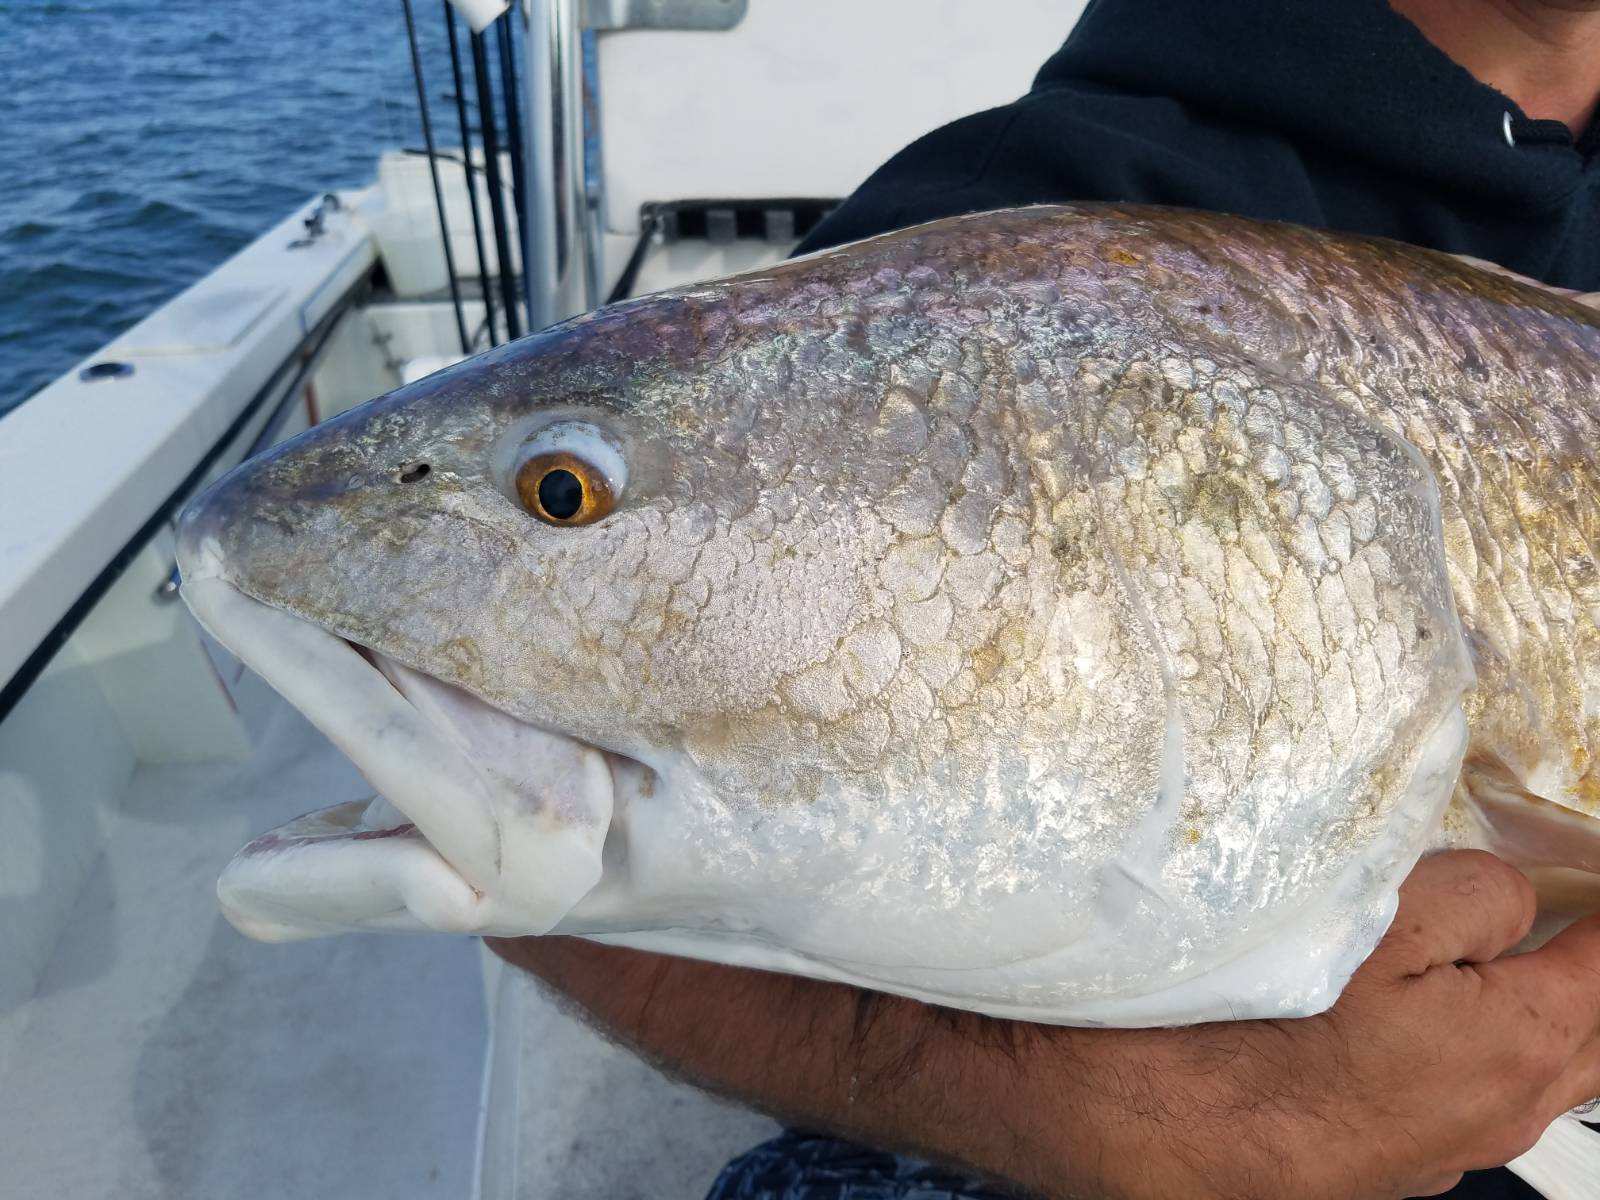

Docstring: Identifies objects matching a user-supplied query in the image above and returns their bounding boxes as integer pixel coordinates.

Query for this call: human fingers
[1408,1172,1467,1197]
[1493,911,1600,1101]
[1372,852,1537,977]
[1489,913,1600,1042]
[1464,914,1600,1131]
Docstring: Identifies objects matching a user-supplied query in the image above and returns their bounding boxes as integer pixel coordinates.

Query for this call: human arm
[488,851,1600,1200]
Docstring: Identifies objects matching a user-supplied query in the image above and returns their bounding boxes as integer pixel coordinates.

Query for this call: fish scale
[178,205,1600,1026]
[1191,217,1600,822]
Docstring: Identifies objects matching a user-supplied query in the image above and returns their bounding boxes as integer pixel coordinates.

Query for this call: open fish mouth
[181,576,620,942]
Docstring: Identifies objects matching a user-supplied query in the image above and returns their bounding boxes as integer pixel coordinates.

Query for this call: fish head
[177,268,941,942]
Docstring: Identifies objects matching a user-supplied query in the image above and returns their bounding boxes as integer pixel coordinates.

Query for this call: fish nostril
[396,462,431,484]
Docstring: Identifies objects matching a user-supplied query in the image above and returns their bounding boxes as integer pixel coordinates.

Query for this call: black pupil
[538,468,584,520]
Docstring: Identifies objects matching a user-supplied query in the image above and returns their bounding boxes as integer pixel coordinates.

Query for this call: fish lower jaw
[180,577,619,942]
[216,800,482,942]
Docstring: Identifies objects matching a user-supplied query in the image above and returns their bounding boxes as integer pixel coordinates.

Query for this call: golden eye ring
[515,451,615,526]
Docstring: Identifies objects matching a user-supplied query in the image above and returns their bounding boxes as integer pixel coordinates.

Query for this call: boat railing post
[519,0,593,331]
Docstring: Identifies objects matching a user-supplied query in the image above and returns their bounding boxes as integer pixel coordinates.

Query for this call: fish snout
[174,477,230,588]
[174,442,314,591]
[176,403,433,595]
[175,445,316,593]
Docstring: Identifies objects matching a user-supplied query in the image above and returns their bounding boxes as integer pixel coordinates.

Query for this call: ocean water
[0,0,458,416]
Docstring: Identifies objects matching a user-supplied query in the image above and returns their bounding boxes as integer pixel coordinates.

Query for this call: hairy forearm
[485,936,1151,1199]
[485,852,1600,1200]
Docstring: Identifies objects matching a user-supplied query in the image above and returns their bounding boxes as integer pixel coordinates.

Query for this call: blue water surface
[0,0,457,415]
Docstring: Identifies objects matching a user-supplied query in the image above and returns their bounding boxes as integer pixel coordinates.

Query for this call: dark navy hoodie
[798,0,1600,291]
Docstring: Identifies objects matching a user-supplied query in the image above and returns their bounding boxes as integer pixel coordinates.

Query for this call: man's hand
[1110,851,1600,1198]
[489,851,1600,1199]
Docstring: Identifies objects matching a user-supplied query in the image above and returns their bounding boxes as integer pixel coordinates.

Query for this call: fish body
[178,205,1600,1026]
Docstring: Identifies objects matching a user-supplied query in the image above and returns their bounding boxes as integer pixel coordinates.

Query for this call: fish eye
[511,422,627,527]
[516,452,614,525]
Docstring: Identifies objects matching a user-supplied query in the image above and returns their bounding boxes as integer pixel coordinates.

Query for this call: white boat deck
[0,669,484,1197]
[0,661,775,1198]
[478,964,777,1200]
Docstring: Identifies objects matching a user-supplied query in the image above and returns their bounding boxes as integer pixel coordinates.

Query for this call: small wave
[1,220,55,245]
[64,188,137,214]
[0,260,153,294]
[144,69,215,84]
[129,198,200,225]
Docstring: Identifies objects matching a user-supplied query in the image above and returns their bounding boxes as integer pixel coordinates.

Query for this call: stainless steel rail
[515,0,748,328]
[519,0,593,330]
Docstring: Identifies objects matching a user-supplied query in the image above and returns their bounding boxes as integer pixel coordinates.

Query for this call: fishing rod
[495,16,532,330]
[444,0,498,347]
[400,0,471,355]
[469,25,523,339]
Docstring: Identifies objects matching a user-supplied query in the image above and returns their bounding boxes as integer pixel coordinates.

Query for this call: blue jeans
[704,1130,1016,1200]
[704,1130,1551,1199]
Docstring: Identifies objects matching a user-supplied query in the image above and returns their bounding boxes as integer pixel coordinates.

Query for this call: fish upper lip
[182,573,633,939]
[180,575,508,891]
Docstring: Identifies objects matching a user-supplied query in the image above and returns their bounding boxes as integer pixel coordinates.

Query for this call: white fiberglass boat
[4,3,1597,1197]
